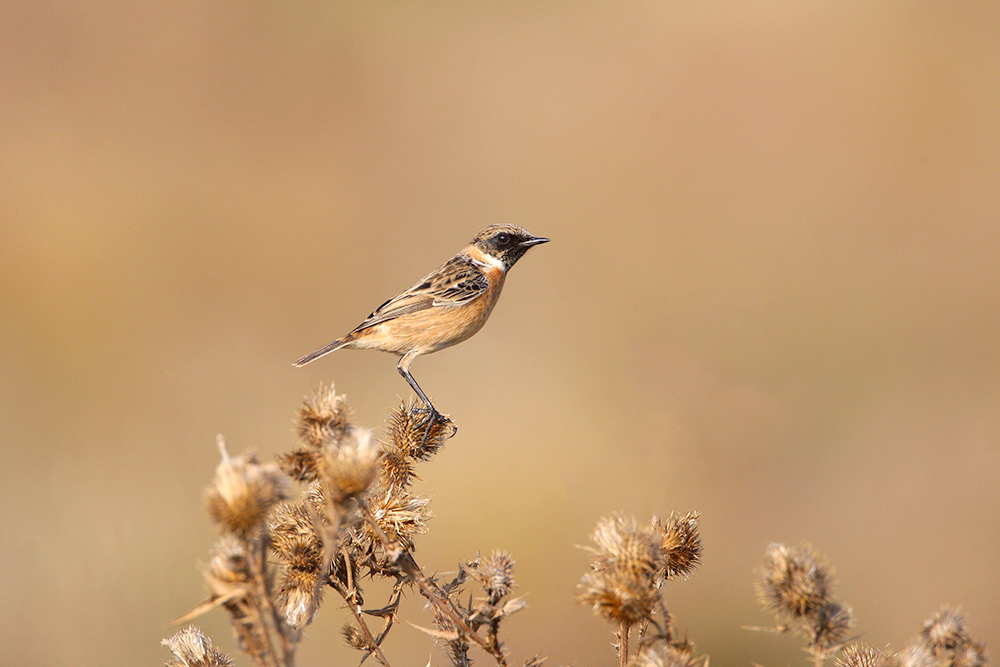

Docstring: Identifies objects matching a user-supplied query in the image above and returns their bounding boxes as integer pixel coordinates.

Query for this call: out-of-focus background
[2,2,998,665]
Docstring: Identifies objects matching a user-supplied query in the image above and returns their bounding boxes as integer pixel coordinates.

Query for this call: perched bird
[293,224,549,439]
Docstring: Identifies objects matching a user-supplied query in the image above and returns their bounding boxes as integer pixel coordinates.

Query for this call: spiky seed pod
[379,441,417,489]
[268,501,323,569]
[579,567,659,626]
[653,511,702,580]
[756,543,833,618]
[952,640,989,667]
[627,642,702,667]
[480,551,516,602]
[919,606,989,667]
[803,602,854,654]
[296,384,351,450]
[321,427,381,502]
[892,644,936,667]
[920,606,970,653]
[837,644,888,667]
[276,566,322,630]
[386,401,454,461]
[276,447,322,482]
[342,623,374,651]
[206,535,251,590]
[590,514,665,579]
[205,446,292,537]
[365,487,431,547]
[162,626,234,667]
[304,481,328,515]
[522,656,547,667]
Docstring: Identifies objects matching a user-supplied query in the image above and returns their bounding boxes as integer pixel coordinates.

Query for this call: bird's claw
[409,404,457,449]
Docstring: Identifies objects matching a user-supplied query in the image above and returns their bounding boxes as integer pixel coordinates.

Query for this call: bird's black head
[470,224,550,270]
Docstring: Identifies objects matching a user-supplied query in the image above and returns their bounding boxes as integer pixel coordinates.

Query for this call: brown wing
[349,255,489,333]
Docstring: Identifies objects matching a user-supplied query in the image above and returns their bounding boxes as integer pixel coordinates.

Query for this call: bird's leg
[397,354,440,447]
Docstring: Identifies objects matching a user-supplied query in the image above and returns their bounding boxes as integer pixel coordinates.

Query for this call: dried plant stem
[248,542,295,667]
[355,497,507,666]
[487,612,503,657]
[619,622,630,667]
[361,582,404,665]
[346,598,392,667]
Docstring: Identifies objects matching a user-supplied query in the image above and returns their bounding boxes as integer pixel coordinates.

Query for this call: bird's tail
[292,338,349,367]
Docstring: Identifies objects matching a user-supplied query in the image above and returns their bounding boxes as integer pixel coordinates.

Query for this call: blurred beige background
[2,2,998,666]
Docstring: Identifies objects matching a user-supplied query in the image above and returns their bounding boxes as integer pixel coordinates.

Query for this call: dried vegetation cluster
[162,385,989,667]
[751,543,989,667]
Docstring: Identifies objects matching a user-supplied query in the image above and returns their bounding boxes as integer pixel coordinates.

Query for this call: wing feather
[349,256,488,333]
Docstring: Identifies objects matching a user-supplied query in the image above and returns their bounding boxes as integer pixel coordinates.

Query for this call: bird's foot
[407,404,458,452]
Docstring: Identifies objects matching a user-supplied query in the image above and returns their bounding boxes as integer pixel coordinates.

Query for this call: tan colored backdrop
[2,2,998,665]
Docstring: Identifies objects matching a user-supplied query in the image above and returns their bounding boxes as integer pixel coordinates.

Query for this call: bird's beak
[521,236,550,247]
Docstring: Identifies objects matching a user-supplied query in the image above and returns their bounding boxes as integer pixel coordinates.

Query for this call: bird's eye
[496,232,511,245]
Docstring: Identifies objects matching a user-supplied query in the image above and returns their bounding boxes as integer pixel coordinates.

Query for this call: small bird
[293,224,549,439]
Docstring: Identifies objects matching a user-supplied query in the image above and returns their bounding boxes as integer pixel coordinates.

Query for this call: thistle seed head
[837,644,888,667]
[919,606,988,667]
[803,602,854,654]
[920,606,969,653]
[296,383,351,449]
[578,568,659,626]
[206,535,250,589]
[276,447,322,482]
[470,551,516,603]
[342,623,374,651]
[894,644,936,667]
[590,514,665,579]
[205,439,292,536]
[321,426,381,502]
[386,401,454,461]
[162,626,234,667]
[365,487,431,547]
[756,543,833,618]
[277,567,321,630]
[268,501,323,571]
[652,511,702,580]
[379,441,417,489]
[627,642,702,667]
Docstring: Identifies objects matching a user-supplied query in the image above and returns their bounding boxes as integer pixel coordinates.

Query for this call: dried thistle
[893,643,937,667]
[205,438,292,537]
[804,602,854,654]
[380,440,417,489]
[386,400,455,461]
[320,426,381,502]
[579,512,702,666]
[477,551,516,603]
[753,543,855,666]
[342,622,374,652]
[627,641,703,667]
[162,626,234,667]
[268,501,324,569]
[276,566,322,630]
[652,512,702,581]
[365,486,431,547]
[206,535,251,590]
[295,383,351,449]
[590,514,665,580]
[837,644,889,667]
[756,543,833,618]
[920,606,970,653]
[580,566,660,626]
[918,606,988,667]
[276,447,322,482]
